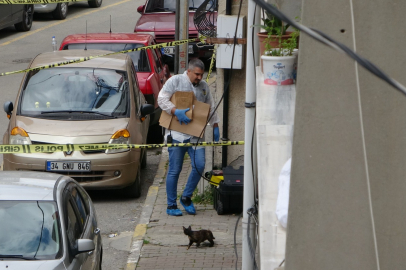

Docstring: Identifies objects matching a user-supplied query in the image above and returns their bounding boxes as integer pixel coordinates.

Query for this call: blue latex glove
[213,126,220,141]
[174,108,191,125]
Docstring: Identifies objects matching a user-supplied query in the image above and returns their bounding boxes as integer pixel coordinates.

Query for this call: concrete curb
[125,148,168,270]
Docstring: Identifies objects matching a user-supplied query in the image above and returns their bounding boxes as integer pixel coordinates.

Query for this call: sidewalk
[129,148,243,270]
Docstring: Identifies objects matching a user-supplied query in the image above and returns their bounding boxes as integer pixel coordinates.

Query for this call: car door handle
[94,228,100,235]
[88,250,93,255]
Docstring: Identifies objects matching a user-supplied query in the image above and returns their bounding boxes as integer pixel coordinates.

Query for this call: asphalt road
[0,1,159,269]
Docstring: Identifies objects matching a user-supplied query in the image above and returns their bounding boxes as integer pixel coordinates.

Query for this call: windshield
[0,201,62,260]
[64,43,150,72]
[19,68,130,120]
[145,0,217,12]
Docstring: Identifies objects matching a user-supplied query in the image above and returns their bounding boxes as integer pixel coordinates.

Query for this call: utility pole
[175,0,189,74]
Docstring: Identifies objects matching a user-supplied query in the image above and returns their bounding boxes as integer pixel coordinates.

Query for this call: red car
[134,0,216,64]
[60,33,169,142]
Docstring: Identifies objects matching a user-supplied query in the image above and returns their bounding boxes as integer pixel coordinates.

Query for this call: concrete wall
[286,0,406,269]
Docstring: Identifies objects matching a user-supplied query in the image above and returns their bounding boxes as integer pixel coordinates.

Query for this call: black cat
[183,225,215,250]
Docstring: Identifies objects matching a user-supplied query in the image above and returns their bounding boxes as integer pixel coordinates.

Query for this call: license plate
[161,45,194,55]
[46,161,91,172]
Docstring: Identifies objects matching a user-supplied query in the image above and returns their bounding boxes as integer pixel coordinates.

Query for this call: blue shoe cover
[180,198,196,215]
[166,208,182,216]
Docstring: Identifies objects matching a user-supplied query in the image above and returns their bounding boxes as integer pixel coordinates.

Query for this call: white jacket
[157,71,220,143]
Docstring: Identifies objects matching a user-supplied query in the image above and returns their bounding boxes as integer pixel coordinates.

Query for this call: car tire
[216,199,224,215]
[88,0,102,8]
[141,150,147,169]
[14,5,33,32]
[123,166,142,198]
[52,3,68,20]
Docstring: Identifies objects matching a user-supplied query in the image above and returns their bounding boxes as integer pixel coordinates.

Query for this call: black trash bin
[213,166,244,215]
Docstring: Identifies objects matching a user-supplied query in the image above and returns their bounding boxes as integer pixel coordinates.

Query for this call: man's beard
[192,81,200,86]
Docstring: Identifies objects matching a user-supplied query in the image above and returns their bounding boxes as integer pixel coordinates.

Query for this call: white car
[34,0,102,20]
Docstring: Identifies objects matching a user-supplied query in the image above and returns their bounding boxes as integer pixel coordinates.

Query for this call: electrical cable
[234,213,242,270]
[247,207,259,270]
[252,0,406,95]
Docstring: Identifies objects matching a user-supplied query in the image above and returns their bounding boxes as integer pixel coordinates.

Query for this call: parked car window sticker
[19,68,130,119]
[145,0,216,12]
[65,43,151,72]
[0,201,62,260]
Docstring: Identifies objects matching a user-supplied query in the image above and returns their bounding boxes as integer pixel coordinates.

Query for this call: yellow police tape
[0,38,201,76]
[0,141,244,154]
[0,0,86,4]
[205,45,216,83]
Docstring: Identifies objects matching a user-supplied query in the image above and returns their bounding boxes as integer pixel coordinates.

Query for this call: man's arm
[157,78,176,115]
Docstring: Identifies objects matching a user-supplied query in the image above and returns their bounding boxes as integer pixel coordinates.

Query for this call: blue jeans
[166,139,205,207]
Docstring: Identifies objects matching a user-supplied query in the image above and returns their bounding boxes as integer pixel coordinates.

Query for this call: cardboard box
[159,91,210,138]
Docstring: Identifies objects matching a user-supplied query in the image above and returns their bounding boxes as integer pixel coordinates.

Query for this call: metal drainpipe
[222,0,232,168]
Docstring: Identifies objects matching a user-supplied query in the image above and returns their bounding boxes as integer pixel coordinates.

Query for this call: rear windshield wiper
[41,110,117,118]
[0,255,38,260]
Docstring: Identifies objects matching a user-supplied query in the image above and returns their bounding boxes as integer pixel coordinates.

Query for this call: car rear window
[64,43,151,72]
[145,0,217,12]
[0,201,62,260]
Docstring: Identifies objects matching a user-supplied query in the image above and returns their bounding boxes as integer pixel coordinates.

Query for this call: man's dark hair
[188,58,205,71]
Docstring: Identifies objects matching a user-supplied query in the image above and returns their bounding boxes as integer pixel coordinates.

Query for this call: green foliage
[254,5,300,56]
[143,239,150,244]
[192,185,214,205]
[265,28,299,56]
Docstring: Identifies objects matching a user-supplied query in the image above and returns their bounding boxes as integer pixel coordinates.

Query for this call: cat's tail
[208,230,215,239]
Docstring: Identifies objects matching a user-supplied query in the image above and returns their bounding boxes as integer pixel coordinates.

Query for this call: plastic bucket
[261,54,297,85]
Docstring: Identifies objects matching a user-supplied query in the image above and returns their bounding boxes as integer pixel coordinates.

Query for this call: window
[130,65,140,112]
[66,200,82,248]
[71,187,87,226]
[0,201,62,260]
[19,68,130,119]
[65,43,151,72]
[151,49,162,73]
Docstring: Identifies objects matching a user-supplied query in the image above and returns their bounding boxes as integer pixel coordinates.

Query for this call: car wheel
[216,199,224,215]
[14,5,33,32]
[52,3,68,20]
[88,0,102,8]
[141,150,147,169]
[123,166,142,198]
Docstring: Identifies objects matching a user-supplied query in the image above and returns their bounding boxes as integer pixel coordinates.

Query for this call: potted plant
[261,29,299,85]
[256,10,293,57]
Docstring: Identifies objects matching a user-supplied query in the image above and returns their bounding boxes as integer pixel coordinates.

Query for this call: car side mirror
[4,101,13,118]
[137,5,145,14]
[75,239,95,255]
[140,104,154,117]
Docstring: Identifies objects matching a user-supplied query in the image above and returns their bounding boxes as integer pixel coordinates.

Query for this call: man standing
[158,59,220,216]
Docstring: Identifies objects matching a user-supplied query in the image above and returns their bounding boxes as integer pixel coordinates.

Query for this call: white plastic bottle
[52,36,57,52]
